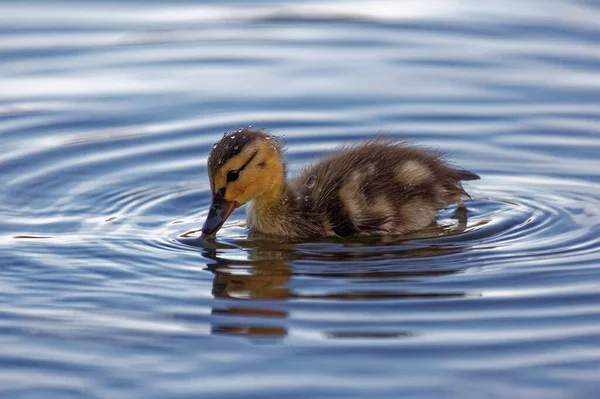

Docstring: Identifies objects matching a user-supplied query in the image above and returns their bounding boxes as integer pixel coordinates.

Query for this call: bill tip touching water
[201,127,480,239]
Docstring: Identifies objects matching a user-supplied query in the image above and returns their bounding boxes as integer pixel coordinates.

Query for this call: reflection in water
[211,304,287,338]
[202,245,293,339]
[192,207,482,340]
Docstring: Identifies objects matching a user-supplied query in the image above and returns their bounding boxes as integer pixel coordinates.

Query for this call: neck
[246,169,290,236]
[245,146,291,235]
[253,180,287,215]
[253,151,287,214]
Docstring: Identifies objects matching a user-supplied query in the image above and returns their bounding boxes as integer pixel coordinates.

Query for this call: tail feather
[457,169,480,181]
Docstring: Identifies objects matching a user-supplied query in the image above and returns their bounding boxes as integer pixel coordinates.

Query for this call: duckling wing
[292,140,478,237]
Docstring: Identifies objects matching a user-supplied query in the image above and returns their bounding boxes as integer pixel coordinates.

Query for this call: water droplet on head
[296,196,301,201]
[234,145,239,150]
[305,175,317,188]
[230,135,235,139]
[304,196,310,202]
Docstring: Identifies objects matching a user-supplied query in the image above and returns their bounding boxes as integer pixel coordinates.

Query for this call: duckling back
[284,140,479,238]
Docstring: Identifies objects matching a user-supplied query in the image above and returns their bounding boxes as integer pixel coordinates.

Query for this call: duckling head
[202,128,285,237]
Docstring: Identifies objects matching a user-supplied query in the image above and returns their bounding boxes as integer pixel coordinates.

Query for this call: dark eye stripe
[223,151,258,185]
[239,151,258,171]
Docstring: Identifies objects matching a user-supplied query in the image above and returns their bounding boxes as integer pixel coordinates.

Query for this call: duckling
[202,128,479,239]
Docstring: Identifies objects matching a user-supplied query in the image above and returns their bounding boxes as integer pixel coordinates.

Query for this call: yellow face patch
[210,140,285,206]
[212,145,256,200]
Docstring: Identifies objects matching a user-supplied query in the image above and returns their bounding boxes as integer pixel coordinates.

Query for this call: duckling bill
[202,128,480,238]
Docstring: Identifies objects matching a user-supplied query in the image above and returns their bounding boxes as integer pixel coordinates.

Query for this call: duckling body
[203,128,479,239]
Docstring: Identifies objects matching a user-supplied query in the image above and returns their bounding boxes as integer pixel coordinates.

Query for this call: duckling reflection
[209,249,292,300]
[194,223,480,340]
[201,244,293,340]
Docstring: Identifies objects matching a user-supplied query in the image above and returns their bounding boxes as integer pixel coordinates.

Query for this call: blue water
[2,1,600,398]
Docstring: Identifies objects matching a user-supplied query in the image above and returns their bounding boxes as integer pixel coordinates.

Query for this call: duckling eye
[227,170,240,183]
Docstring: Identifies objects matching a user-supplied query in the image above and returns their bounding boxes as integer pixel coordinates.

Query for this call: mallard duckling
[202,128,479,238]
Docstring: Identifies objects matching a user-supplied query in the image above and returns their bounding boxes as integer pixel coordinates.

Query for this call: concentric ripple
[2,0,600,398]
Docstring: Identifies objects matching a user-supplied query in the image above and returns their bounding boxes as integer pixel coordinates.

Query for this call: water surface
[1,1,600,398]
